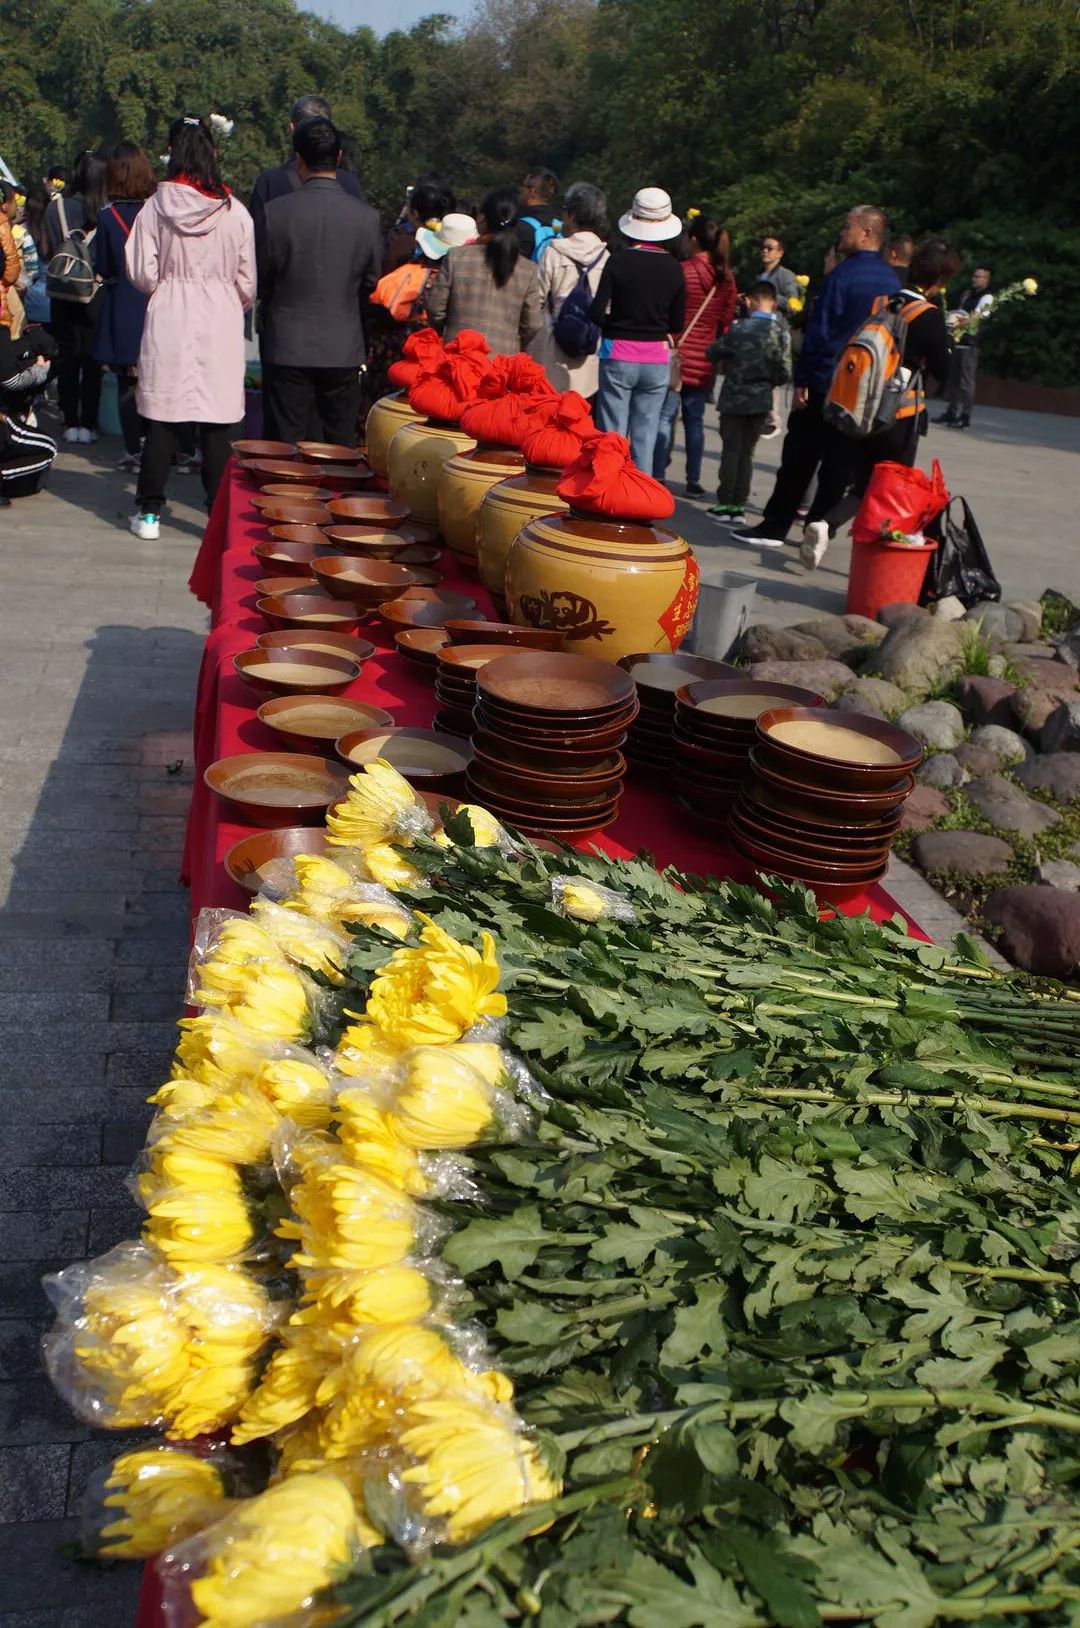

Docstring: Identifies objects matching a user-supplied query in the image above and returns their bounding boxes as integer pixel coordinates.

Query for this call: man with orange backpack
[731,204,897,556]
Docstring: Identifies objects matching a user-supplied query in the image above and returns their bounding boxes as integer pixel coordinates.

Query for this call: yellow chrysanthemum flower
[390,1046,497,1149]
[362,914,506,1050]
[172,1017,271,1094]
[251,898,348,983]
[363,843,423,892]
[185,1475,359,1627]
[326,759,431,851]
[284,855,413,939]
[795,272,811,288]
[252,1057,335,1129]
[346,897,414,938]
[231,1324,327,1445]
[93,1448,227,1558]
[150,1087,279,1165]
[335,1089,427,1194]
[149,1075,218,1121]
[787,295,804,315]
[139,1147,255,1266]
[310,1263,433,1326]
[196,957,311,1042]
[277,1153,418,1276]
[399,1399,561,1541]
[441,804,509,848]
[1023,276,1038,295]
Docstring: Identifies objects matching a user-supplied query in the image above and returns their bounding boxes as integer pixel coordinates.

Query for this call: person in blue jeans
[653,217,737,490]
[588,187,685,472]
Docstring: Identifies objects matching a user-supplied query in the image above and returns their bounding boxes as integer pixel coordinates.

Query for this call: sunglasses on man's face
[762,241,779,250]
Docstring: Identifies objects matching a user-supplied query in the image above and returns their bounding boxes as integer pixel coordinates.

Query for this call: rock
[966,601,1023,642]
[1015,753,1080,804]
[746,659,855,701]
[953,742,1001,778]
[740,625,829,663]
[832,693,885,720]
[843,614,888,647]
[965,775,1061,838]
[917,753,966,789]
[932,595,967,622]
[1054,623,1080,669]
[953,675,1018,728]
[1014,657,1078,699]
[984,886,1080,976]
[1007,600,1043,641]
[877,602,929,629]
[912,830,1014,879]
[986,654,1009,679]
[1007,642,1059,663]
[867,617,967,700]
[1012,685,1064,738]
[969,724,1032,766]
[837,675,908,717]
[1035,859,1080,892]
[1041,699,1080,755]
[791,613,886,663]
[897,700,965,750]
[898,784,950,833]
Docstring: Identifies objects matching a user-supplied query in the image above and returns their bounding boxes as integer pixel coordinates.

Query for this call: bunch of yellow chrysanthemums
[43,762,560,1628]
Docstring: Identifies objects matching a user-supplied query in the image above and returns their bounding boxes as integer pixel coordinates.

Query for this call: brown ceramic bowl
[257,592,360,630]
[438,644,513,675]
[253,538,325,574]
[257,502,333,526]
[258,694,395,752]
[748,750,915,822]
[729,822,889,881]
[334,726,473,789]
[467,765,622,816]
[618,651,739,706]
[444,620,566,650]
[394,521,441,548]
[257,629,375,664]
[379,590,479,632]
[324,527,423,560]
[250,484,333,508]
[296,441,369,464]
[734,794,899,850]
[471,730,620,778]
[477,693,639,733]
[741,780,902,838]
[405,565,442,588]
[310,557,419,605]
[474,708,630,757]
[233,439,297,460]
[308,464,375,491]
[473,754,626,803]
[673,711,762,753]
[395,627,450,666]
[224,826,331,893]
[233,645,360,697]
[730,833,889,904]
[246,458,324,487]
[253,573,321,598]
[393,544,442,568]
[327,495,410,527]
[478,650,636,716]
[465,774,621,828]
[205,751,349,827]
[673,734,750,773]
[267,523,330,548]
[677,679,826,733]
[730,806,894,867]
[755,707,924,791]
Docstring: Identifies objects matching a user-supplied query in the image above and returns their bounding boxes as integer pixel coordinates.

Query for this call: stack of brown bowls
[672,679,825,825]
[731,707,923,901]
[466,652,637,839]
[433,645,506,737]
[617,652,739,768]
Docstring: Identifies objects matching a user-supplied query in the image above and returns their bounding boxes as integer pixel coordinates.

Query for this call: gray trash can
[688,569,757,661]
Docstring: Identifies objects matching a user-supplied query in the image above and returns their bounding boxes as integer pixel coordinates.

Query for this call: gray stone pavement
[0,399,1072,1620]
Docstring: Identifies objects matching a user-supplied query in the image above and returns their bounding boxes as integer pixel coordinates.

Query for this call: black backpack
[552,249,606,359]
[920,497,1001,609]
[46,196,99,305]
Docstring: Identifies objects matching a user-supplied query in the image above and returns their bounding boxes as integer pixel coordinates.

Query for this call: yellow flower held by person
[1023,276,1038,295]
[362,914,506,1049]
[95,1448,227,1558]
[327,759,430,852]
[787,296,804,315]
[795,272,810,288]
[399,1398,561,1541]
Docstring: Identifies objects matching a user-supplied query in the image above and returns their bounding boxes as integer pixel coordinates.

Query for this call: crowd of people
[0,91,1005,570]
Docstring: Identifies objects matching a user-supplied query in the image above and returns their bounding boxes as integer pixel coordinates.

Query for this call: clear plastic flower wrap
[185,912,320,1043]
[340,913,507,1052]
[550,874,638,924]
[42,1243,280,1437]
[282,855,414,941]
[136,1142,258,1265]
[434,802,518,856]
[326,759,434,853]
[329,1040,532,1151]
[82,1445,235,1559]
[159,1473,367,1628]
[249,896,352,984]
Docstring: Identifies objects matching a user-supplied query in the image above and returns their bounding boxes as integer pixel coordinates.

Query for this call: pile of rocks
[732,593,1080,977]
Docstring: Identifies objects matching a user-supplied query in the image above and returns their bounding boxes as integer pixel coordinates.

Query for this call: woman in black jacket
[43,148,107,444]
[93,142,155,471]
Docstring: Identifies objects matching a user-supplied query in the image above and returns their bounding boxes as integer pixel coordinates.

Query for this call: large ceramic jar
[387,420,477,527]
[365,392,425,478]
[505,513,700,664]
[476,470,569,612]
[436,448,525,572]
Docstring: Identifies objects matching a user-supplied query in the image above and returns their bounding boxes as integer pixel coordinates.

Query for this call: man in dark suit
[249,94,364,239]
[256,117,382,446]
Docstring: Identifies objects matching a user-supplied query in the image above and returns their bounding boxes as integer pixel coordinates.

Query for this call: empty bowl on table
[323,526,422,560]
[327,494,410,527]
[394,521,440,548]
[256,628,375,664]
[257,592,360,630]
[253,573,320,598]
[395,626,450,671]
[233,439,297,461]
[334,726,473,790]
[257,501,333,526]
[258,693,395,753]
[245,459,324,487]
[224,826,331,894]
[310,557,419,605]
[406,565,442,588]
[676,678,826,732]
[267,523,329,549]
[477,650,636,717]
[254,538,325,575]
[307,464,375,491]
[618,651,738,705]
[379,589,479,633]
[250,484,333,508]
[755,707,923,792]
[444,620,565,650]
[205,751,350,827]
[233,645,360,697]
[477,692,638,733]
[296,441,369,464]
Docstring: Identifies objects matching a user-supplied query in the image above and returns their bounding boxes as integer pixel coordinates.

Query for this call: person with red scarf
[653,215,736,495]
[124,115,255,538]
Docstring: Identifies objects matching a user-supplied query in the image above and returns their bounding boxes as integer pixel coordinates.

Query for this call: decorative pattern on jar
[387,420,477,527]
[436,448,525,572]
[504,513,700,664]
[365,392,426,478]
[475,470,570,613]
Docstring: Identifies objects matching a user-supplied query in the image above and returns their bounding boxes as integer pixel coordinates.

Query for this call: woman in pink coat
[125,116,255,540]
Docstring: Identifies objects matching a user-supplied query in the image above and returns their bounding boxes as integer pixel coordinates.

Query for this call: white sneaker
[76,427,97,444]
[63,426,81,443]
[730,525,787,550]
[800,520,830,569]
[129,513,160,540]
[759,418,782,441]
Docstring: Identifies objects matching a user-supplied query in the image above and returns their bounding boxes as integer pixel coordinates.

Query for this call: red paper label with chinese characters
[658,555,700,649]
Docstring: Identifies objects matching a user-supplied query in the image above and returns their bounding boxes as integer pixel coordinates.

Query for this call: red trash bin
[846,535,937,621]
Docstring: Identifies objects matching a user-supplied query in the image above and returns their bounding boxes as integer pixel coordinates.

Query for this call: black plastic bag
[919,496,1001,609]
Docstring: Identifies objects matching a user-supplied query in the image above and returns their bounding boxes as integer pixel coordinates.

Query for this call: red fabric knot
[444,329,491,361]
[387,328,445,389]
[407,349,491,423]
[556,431,676,520]
[458,353,556,447]
[520,390,597,470]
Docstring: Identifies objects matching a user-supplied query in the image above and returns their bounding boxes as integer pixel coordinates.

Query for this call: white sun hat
[416,213,478,259]
[618,187,682,243]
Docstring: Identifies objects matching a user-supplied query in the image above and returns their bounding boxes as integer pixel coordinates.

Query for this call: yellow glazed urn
[387,419,477,527]
[436,448,525,571]
[504,513,700,663]
[476,470,569,612]
[365,392,425,478]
